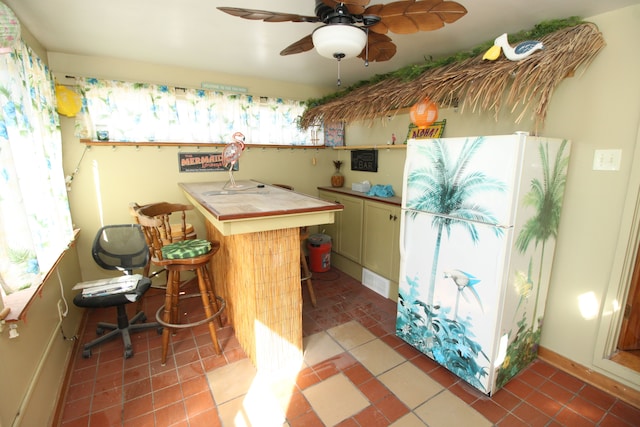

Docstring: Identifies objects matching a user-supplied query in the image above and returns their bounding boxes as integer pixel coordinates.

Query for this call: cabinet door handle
[393,215,398,221]
[389,214,393,220]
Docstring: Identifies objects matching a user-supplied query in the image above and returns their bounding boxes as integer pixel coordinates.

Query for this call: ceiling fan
[217,0,467,65]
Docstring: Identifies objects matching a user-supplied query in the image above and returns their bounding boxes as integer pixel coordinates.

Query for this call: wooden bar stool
[130,202,197,243]
[134,202,225,365]
[300,226,317,307]
[129,202,197,278]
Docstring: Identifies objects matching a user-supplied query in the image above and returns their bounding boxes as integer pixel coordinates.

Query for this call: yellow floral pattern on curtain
[0,40,74,297]
[74,78,318,145]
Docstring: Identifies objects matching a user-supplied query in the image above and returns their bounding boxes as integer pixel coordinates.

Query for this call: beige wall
[0,245,83,427]
[4,5,639,425]
[543,5,640,391]
[57,4,640,392]
[50,52,332,100]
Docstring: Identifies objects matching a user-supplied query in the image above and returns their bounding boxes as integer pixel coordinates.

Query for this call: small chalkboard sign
[351,149,378,172]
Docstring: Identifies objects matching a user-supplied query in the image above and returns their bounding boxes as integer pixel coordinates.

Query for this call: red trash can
[307,234,332,273]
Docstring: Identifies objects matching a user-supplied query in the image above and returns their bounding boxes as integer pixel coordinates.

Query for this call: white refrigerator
[396,133,570,395]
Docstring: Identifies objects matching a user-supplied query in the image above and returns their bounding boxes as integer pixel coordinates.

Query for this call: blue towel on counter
[367,185,395,198]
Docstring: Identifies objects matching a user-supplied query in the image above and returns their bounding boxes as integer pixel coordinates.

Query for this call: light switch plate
[593,149,622,171]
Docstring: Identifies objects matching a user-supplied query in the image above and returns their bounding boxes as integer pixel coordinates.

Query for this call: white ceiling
[5,0,640,89]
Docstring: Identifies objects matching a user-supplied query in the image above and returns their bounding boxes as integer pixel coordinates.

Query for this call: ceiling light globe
[312,25,367,60]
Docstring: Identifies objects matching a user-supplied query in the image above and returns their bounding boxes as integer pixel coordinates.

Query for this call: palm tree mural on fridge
[496,140,570,389]
[396,134,570,395]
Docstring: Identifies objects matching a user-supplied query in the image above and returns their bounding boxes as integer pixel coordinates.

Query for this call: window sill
[2,229,81,322]
[80,139,328,149]
[332,145,406,150]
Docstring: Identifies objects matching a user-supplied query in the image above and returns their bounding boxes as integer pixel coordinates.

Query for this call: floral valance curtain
[0,40,74,297]
[74,78,321,145]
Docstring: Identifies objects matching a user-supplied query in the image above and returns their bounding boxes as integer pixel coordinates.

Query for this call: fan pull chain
[365,28,370,67]
[333,53,345,86]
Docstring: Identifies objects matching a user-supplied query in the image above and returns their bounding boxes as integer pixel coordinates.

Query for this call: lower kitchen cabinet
[318,190,363,264]
[318,188,401,299]
[362,200,401,283]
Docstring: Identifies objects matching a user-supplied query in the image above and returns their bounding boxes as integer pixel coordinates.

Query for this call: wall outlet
[593,149,622,171]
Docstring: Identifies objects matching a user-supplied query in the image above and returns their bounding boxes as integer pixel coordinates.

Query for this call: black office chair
[73,224,160,359]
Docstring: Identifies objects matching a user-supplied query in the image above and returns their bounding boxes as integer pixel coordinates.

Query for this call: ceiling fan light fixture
[312,24,366,60]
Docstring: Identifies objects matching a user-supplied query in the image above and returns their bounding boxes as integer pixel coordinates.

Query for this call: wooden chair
[133,202,225,365]
[129,202,196,245]
[272,184,317,307]
[129,202,197,281]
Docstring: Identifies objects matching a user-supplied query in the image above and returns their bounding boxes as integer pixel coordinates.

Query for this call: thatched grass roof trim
[300,19,605,130]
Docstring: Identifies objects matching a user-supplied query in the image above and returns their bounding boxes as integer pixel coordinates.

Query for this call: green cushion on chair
[161,239,211,259]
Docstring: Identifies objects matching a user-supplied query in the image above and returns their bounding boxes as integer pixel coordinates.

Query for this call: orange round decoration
[410,98,438,127]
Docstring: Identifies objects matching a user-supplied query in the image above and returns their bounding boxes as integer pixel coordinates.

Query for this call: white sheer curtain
[74,78,318,145]
[0,40,74,297]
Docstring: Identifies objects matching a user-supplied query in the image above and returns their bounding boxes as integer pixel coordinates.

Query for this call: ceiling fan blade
[430,1,468,24]
[321,0,370,16]
[365,0,467,34]
[217,7,319,23]
[359,33,397,62]
[280,34,315,56]
[363,3,391,34]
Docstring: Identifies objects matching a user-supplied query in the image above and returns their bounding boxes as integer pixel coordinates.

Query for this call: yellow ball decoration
[55,85,82,117]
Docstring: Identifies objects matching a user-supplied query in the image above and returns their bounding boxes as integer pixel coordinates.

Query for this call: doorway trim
[593,118,640,388]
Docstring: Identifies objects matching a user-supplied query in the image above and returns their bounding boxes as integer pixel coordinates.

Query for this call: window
[74,78,322,145]
[0,40,74,311]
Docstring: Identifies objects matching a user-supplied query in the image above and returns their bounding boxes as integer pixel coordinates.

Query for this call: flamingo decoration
[223,131,246,188]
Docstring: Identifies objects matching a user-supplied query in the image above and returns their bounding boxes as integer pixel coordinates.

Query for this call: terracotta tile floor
[57,268,640,426]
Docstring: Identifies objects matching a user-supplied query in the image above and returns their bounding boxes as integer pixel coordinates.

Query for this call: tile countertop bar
[179,180,343,373]
[180,180,343,236]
